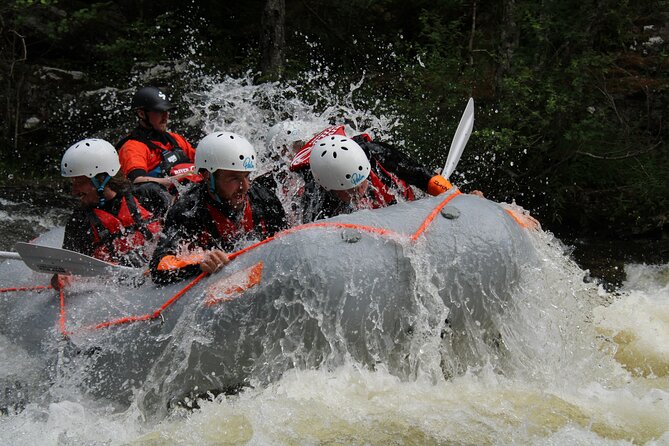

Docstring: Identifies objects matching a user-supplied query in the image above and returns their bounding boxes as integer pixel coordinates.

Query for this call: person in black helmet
[116,86,200,204]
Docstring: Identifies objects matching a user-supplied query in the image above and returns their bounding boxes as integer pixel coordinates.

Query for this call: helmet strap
[209,175,222,203]
[90,175,112,207]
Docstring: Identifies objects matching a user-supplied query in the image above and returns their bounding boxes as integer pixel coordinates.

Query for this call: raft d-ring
[440,206,460,220]
[340,229,362,243]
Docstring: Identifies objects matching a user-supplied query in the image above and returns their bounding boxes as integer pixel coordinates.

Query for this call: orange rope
[58,286,70,336]
[89,272,208,330]
[229,221,402,261]
[0,284,53,293]
[64,191,463,333]
[411,190,461,240]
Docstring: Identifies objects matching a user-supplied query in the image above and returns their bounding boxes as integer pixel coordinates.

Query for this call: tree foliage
[0,0,666,238]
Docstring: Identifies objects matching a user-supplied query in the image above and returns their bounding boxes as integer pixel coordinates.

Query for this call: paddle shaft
[0,251,22,260]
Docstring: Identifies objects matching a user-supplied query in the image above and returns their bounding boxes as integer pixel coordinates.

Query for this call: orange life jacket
[87,193,162,265]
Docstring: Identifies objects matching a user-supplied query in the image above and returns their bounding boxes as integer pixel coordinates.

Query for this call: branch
[596,84,624,126]
[301,0,348,45]
[468,0,476,67]
[575,142,662,160]
[9,30,27,77]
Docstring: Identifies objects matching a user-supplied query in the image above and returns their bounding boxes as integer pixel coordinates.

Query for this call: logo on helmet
[351,172,366,185]
[243,157,255,170]
[158,91,166,100]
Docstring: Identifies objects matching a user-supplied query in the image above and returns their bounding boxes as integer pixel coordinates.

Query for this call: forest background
[1,0,667,269]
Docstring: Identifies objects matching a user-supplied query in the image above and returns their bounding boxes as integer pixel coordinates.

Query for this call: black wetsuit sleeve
[300,177,341,223]
[62,211,95,256]
[249,180,288,235]
[127,168,148,182]
[131,182,171,218]
[299,169,350,223]
[149,189,204,285]
[353,137,435,192]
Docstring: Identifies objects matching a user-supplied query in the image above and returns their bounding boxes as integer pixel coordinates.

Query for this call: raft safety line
[0,284,53,293]
[59,190,462,335]
[89,272,207,330]
[59,286,69,336]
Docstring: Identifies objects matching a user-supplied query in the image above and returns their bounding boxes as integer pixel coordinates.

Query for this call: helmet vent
[342,147,349,151]
[346,174,351,179]
[239,155,244,160]
[320,150,327,157]
[229,135,235,139]
[333,152,337,159]
[358,165,363,170]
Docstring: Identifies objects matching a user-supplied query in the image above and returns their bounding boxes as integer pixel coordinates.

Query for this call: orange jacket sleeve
[118,140,154,176]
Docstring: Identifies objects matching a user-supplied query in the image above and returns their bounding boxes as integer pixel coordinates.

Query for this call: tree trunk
[496,0,518,90]
[468,0,477,67]
[260,0,286,79]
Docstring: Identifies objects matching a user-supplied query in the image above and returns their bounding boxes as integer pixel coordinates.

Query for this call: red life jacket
[87,194,162,264]
[350,171,397,211]
[290,125,348,171]
[373,160,416,202]
[197,197,267,249]
[353,165,417,211]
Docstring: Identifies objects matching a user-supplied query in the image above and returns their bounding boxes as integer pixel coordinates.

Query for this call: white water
[1,73,668,445]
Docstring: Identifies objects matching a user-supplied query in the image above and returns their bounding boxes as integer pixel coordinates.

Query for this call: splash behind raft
[0,189,538,415]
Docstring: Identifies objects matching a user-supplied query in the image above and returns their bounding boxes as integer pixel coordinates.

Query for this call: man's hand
[200,250,230,274]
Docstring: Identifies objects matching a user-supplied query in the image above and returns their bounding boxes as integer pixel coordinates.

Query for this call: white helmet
[309,135,371,190]
[195,132,257,172]
[266,120,313,151]
[61,138,120,178]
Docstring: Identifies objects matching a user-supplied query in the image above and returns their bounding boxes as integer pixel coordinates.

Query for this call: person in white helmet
[266,120,318,159]
[150,132,287,284]
[264,120,324,225]
[300,133,453,222]
[53,138,169,288]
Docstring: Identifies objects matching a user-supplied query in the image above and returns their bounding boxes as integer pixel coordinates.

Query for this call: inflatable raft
[0,189,538,415]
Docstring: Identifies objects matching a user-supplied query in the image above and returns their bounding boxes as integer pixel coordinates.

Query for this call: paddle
[8,242,138,277]
[0,251,22,261]
[441,97,474,180]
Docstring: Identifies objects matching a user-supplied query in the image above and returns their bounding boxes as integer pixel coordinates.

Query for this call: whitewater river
[0,74,667,445]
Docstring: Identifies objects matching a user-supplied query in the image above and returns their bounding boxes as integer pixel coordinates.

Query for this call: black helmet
[131,86,174,112]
